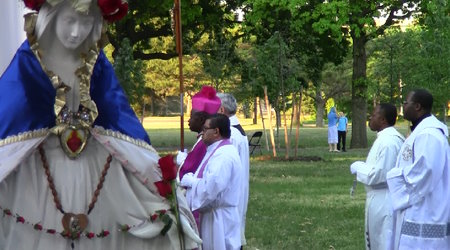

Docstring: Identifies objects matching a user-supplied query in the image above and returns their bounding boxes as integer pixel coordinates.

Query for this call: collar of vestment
[410,113,431,131]
[206,139,224,152]
[377,126,404,140]
[410,115,449,138]
[229,115,239,126]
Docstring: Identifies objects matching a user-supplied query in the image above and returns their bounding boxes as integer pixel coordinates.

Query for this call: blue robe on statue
[0,41,150,144]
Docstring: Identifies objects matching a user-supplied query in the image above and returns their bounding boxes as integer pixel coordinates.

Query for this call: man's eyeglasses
[202,126,216,132]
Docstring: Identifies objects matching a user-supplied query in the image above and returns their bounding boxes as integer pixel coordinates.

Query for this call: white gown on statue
[0,129,198,250]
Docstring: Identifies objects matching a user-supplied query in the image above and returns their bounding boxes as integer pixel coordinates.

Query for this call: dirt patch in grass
[253,155,323,162]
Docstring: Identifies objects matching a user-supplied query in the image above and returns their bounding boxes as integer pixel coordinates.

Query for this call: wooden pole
[258,97,269,151]
[174,0,184,150]
[294,87,303,157]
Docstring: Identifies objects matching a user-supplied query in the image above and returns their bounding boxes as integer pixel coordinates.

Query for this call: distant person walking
[350,103,405,250]
[387,89,450,250]
[327,107,339,152]
[337,112,348,152]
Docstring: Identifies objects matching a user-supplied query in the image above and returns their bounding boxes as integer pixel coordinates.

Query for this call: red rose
[34,224,43,231]
[97,0,121,15]
[16,216,25,223]
[24,0,45,11]
[158,155,177,181]
[154,181,172,198]
[150,214,158,222]
[86,232,95,239]
[98,0,128,22]
[158,209,167,215]
[47,229,56,234]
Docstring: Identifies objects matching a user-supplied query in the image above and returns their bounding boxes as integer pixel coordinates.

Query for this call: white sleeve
[188,153,234,211]
[387,132,448,210]
[356,139,400,186]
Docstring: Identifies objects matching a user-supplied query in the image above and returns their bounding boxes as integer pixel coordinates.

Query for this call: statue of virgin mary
[0,0,200,249]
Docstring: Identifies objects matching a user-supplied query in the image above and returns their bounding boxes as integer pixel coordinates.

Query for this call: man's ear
[414,102,422,111]
[218,106,225,114]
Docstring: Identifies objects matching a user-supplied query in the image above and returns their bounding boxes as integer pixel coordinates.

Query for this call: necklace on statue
[38,144,112,249]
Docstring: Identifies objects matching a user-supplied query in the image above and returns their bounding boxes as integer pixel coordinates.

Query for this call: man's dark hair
[208,114,231,138]
[379,103,397,126]
[196,111,211,123]
[411,89,433,113]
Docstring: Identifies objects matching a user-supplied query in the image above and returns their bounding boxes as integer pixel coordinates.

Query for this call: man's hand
[180,173,195,188]
[176,149,188,165]
[350,161,364,174]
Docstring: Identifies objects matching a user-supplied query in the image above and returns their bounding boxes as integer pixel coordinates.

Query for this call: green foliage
[367,0,449,118]
[242,33,303,114]
[195,33,240,91]
[108,0,242,61]
[113,38,146,113]
[367,28,405,106]
[399,0,449,116]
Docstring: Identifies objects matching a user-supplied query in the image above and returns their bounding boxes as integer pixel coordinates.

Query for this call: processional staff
[173,0,184,151]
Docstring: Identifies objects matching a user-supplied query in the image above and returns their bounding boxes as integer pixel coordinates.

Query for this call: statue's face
[55,4,95,50]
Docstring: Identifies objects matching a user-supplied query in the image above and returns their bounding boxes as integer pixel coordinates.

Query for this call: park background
[112,1,448,249]
[3,0,448,249]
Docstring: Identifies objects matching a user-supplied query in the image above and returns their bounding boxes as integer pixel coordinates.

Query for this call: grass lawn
[143,117,412,250]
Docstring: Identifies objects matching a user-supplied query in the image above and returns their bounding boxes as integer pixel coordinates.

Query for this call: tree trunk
[315,82,325,127]
[275,109,281,150]
[294,88,303,157]
[150,98,155,116]
[350,34,368,148]
[264,86,276,157]
[290,92,296,135]
[140,100,145,124]
[253,97,258,124]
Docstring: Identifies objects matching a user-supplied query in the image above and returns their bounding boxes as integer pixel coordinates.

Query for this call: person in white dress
[327,107,339,152]
[350,103,405,250]
[181,114,242,250]
[387,89,450,250]
[217,92,250,248]
[0,1,200,249]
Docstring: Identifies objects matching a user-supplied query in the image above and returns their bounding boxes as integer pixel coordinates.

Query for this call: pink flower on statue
[34,224,43,231]
[97,230,110,237]
[16,216,25,223]
[86,232,95,239]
